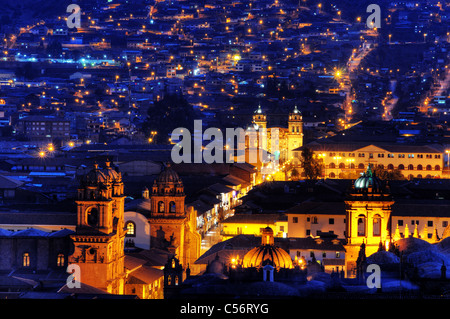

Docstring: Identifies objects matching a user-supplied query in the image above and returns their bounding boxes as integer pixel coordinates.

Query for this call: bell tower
[69,161,126,294]
[287,105,303,160]
[148,163,187,263]
[344,165,394,278]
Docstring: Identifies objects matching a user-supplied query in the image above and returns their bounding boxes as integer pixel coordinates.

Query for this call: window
[426,165,432,171]
[293,217,298,223]
[339,163,345,169]
[322,252,326,258]
[329,218,334,224]
[408,164,414,170]
[57,253,65,267]
[306,217,310,222]
[86,207,99,227]
[336,252,340,258]
[398,164,405,170]
[435,154,441,159]
[398,154,405,158]
[373,215,381,236]
[169,201,176,213]
[408,154,414,158]
[306,229,311,236]
[23,253,30,267]
[443,221,448,228]
[435,165,441,171]
[158,201,165,213]
[388,154,394,158]
[125,221,136,237]
[417,164,423,170]
[358,153,365,158]
[358,163,365,169]
[312,217,318,224]
[357,215,366,237]
[428,221,433,227]
[329,163,336,169]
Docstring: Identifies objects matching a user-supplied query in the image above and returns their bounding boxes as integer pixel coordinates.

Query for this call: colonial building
[248,104,303,164]
[124,163,202,274]
[285,166,450,277]
[69,160,127,294]
[294,141,444,180]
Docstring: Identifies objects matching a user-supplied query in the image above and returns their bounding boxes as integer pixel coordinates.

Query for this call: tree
[372,166,405,180]
[290,168,300,181]
[300,147,324,180]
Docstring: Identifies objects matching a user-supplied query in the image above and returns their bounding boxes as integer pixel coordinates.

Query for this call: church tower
[251,104,268,151]
[69,161,126,294]
[287,105,303,161]
[344,165,394,278]
[148,163,187,263]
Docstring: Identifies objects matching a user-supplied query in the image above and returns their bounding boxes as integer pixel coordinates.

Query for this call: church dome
[242,227,293,269]
[103,160,121,182]
[83,163,109,186]
[156,162,182,184]
[354,164,383,192]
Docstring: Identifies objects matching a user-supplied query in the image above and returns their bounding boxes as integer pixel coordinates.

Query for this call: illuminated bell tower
[344,165,394,278]
[148,163,187,264]
[287,105,303,161]
[69,161,126,294]
[252,103,267,150]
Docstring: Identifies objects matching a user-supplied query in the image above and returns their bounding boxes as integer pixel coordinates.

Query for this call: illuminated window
[125,221,136,237]
[57,253,65,267]
[23,253,30,267]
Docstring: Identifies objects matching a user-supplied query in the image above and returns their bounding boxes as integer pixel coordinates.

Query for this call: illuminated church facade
[286,165,450,277]
[247,104,303,164]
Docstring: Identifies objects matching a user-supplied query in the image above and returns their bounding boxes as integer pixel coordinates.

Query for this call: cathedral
[123,162,202,273]
[247,104,303,164]
[67,160,201,296]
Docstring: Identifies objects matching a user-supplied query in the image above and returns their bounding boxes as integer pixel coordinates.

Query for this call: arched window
[417,174,422,179]
[86,207,99,227]
[398,164,405,170]
[417,164,423,170]
[373,215,381,237]
[125,221,136,237]
[158,201,165,213]
[408,164,414,170]
[349,163,355,169]
[387,164,394,170]
[23,253,30,267]
[426,165,432,171]
[57,253,65,267]
[435,165,441,171]
[358,163,365,169]
[169,201,176,213]
[425,174,432,179]
[329,163,336,169]
[408,174,414,180]
[329,172,335,178]
[378,164,384,169]
[339,163,345,169]
[357,215,366,237]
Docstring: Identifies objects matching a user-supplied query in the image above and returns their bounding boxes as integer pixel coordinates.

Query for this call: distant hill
[0,0,73,25]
